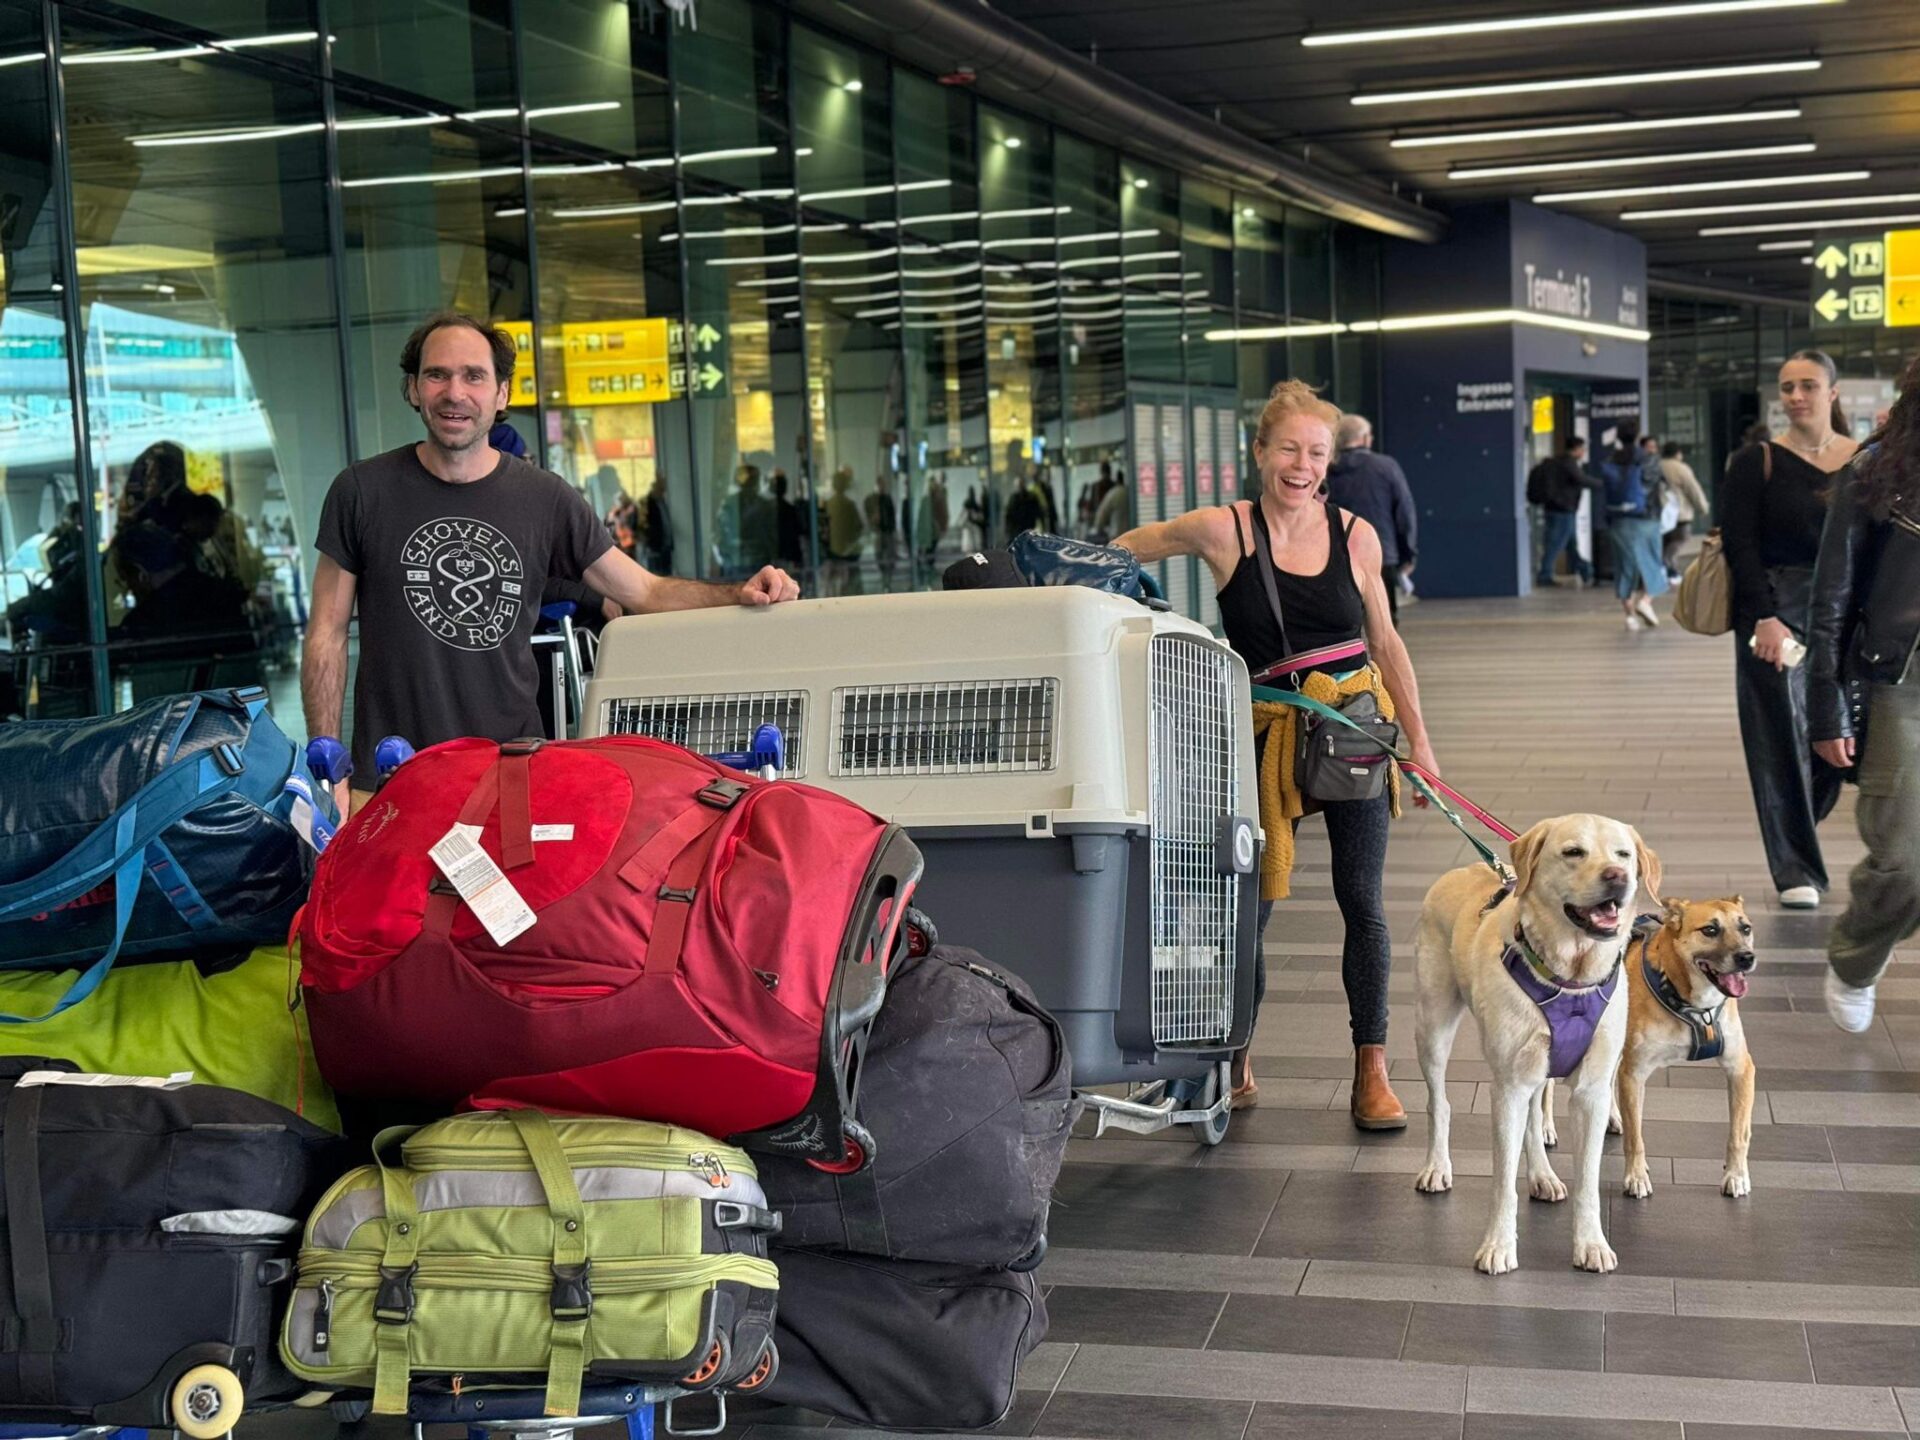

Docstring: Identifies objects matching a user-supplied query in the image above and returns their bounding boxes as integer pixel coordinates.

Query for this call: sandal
[1230,1079,1260,1110]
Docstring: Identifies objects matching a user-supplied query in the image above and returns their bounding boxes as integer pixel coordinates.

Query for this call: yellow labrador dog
[1413,815,1660,1275]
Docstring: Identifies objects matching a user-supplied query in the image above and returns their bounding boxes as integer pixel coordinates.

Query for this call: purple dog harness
[1501,933,1623,1079]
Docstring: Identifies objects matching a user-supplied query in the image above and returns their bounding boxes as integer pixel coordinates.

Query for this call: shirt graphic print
[402,516,527,650]
[313,444,613,777]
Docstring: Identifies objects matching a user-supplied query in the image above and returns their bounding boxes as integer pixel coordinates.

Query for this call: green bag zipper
[297,1250,776,1294]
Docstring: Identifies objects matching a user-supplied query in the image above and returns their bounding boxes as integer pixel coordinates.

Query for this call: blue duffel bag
[0,686,319,1021]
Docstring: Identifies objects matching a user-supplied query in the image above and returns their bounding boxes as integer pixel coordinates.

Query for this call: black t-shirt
[1719,441,1835,627]
[315,444,612,776]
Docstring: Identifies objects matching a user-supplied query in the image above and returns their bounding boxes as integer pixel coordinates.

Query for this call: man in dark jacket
[1528,436,1600,588]
[1328,415,1417,621]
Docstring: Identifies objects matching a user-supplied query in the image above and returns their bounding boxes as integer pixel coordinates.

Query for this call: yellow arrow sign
[1814,288,1847,322]
[1815,244,1847,279]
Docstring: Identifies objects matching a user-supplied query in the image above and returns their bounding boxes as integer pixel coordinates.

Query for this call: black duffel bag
[761,1247,1046,1432]
[0,1058,353,1432]
[758,944,1078,1268]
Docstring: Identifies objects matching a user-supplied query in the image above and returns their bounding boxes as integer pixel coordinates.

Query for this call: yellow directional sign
[561,318,674,407]
[1888,228,1920,329]
[1810,228,1920,328]
[495,321,537,406]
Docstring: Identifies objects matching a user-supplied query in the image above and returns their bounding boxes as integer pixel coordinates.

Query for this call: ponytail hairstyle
[1786,348,1847,434]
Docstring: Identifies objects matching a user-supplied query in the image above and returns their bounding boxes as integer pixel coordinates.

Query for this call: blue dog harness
[1501,930,1623,1079]
[1634,914,1727,1062]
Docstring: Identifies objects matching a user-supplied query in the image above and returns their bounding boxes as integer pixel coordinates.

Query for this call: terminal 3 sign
[1809,229,1920,328]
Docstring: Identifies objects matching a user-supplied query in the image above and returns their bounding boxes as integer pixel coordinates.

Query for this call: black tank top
[1217,498,1369,677]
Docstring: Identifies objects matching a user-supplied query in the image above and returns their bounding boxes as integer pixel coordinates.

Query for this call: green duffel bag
[0,946,341,1132]
[280,1108,782,1417]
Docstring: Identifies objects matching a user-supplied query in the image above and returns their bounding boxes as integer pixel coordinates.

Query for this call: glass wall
[0,0,1390,730]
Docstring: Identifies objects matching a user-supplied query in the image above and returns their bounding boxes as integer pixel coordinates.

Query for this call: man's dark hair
[1565,436,1586,454]
[1660,440,1683,459]
[399,312,517,422]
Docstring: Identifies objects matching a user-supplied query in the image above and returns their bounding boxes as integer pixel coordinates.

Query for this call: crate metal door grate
[830,679,1057,776]
[601,690,807,777]
[1147,636,1239,1046]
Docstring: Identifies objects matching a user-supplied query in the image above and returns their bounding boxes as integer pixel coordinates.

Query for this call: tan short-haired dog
[1612,897,1759,1199]
[1413,814,1660,1276]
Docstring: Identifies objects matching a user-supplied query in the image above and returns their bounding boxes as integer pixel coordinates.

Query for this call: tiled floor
[727,586,1919,1438]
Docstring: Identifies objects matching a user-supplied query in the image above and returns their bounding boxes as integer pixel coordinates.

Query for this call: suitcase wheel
[904,906,937,957]
[170,1362,244,1439]
[733,1340,779,1395]
[805,1117,876,1176]
[680,1334,731,1392]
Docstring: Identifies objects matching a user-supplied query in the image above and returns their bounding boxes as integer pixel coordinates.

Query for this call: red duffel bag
[296,734,921,1168]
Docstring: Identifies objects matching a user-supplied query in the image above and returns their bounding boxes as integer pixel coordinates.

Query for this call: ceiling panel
[989,0,1920,296]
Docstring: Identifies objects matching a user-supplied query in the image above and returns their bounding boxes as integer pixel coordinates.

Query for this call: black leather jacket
[1807,466,1920,741]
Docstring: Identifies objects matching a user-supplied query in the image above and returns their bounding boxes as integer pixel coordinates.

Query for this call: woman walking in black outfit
[1112,380,1440,1129]
[1721,350,1857,909]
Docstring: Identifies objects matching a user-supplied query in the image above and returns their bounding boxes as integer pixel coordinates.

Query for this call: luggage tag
[430,823,538,946]
[283,774,337,853]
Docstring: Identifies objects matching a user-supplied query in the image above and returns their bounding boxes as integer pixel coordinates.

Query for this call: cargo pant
[1830,681,1920,989]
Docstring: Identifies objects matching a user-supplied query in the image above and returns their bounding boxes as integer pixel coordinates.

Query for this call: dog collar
[1635,918,1727,1063]
[1511,925,1622,993]
[1503,929,1624,1080]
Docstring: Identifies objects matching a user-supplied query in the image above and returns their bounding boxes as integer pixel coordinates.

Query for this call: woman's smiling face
[1259,413,1334,508]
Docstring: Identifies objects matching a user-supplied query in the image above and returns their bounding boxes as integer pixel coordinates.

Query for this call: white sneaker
[1780,886,1820,909]
[1635,597,1660,627]
[1625,615,1644,632]
[1824,969,1877,1033]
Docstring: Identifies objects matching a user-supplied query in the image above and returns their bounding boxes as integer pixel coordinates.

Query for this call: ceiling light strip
[1395,107,1802,148]
[1700,212,1920,236]
[1451,142,1813,180]
[1537,169,1869,203]
[1624,191,1920,220]
[1205,310,1650,343]
[1309,0,1841,47]
[1355,59,1819,107]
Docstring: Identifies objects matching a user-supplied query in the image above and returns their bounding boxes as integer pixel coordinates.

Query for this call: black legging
[1253,788,1394,1048]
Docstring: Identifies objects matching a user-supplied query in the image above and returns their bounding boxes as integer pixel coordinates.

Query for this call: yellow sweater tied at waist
[1251,663,1401,902]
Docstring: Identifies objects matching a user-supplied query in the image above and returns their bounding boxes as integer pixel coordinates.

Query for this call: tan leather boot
[1230,1047,1259,1109]
[1351,1044,1407,1130]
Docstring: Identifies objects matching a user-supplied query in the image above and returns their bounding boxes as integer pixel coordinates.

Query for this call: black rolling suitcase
[0,1060,352,1435]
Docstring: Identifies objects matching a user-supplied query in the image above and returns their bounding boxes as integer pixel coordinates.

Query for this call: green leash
[1251,683,1518,885]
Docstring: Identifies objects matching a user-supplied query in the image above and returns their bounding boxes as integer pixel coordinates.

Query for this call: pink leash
[1399,762,1520,845]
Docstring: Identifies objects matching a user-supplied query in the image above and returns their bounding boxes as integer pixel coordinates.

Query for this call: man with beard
[302,312,798,816]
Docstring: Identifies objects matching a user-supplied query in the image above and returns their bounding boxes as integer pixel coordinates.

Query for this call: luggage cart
[581,587,1261,1144]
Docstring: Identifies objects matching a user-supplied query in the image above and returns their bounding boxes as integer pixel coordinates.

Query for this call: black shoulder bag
[1246,502,1400,804]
